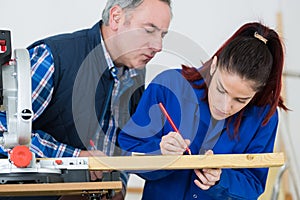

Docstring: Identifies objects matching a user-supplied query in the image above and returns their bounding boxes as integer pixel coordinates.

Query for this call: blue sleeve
[28,43,54,120]
[203,111,279,199]
[0,111,81,158]
[119,81,166,154]
[118,70,185,180]
[0,112,8,157]
[119,69,187,155]
[31,130,81,158]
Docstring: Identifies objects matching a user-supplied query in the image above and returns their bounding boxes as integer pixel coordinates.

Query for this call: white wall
[1,0,299,198]
[280,0,300,198]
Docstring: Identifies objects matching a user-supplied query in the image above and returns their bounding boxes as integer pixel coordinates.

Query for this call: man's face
[108,0,171,69]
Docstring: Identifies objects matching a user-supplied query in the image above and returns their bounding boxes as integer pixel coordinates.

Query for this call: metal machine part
[0,30,33,148]
[1,49,33,148]
[0,30,92,182]
[0,157,90,184]
[0,30,119,199]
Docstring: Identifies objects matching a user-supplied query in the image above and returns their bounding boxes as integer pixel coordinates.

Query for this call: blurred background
[1,0,299,199]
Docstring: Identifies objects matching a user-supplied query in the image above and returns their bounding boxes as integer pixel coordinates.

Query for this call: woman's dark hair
[182,22,288,138]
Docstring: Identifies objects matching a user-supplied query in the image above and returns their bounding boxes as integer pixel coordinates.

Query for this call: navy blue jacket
[28,21,145,150]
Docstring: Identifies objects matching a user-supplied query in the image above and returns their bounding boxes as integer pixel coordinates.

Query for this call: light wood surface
[0,181,122,196]
[88,153,284,170]
[0,153,284,196]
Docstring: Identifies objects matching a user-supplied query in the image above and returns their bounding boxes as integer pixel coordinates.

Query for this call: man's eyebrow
[144,23,168,34]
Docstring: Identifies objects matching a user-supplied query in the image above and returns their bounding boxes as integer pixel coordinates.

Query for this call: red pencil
[158,102,192,155]
[89,139,97,150]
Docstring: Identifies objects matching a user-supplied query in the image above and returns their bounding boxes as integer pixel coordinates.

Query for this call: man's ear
[109,5,123,30]
[210,56,218,76]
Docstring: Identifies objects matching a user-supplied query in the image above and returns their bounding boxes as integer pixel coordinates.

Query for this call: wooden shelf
[0,181,122,196]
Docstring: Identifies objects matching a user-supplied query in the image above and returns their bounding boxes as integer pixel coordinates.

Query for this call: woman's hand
[194,150,222,190]
[159,131,190,155]
[79,150,107,181]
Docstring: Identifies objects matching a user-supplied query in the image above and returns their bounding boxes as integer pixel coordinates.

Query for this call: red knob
[10,146,32,168]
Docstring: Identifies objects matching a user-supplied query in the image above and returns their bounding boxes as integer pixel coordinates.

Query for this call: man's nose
[149,35,163,52]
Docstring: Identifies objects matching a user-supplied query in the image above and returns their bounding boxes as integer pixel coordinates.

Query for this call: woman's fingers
[160,132,190,155]
[193,150,222,190]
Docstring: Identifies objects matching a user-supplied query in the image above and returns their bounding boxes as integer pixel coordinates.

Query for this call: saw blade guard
[1,48,33,148]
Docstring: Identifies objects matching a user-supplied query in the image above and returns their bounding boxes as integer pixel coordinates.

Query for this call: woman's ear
[210,56,218,76]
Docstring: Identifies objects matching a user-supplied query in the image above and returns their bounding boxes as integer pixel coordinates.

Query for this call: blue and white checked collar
[100,32,138,80]
[100,34,118,79]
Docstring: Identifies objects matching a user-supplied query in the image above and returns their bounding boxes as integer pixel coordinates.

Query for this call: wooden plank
[0,153,284,196]
[0,181,122,196]
[88,153,285,170]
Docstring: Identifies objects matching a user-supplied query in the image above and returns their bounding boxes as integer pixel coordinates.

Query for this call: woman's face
[208,59,257,120]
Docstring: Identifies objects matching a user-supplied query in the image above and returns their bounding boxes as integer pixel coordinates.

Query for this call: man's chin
[130,62,147,69]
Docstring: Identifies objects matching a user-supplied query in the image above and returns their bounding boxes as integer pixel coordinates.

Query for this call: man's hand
[79,149,106,157]
[79,150,106,181]
[159,131,190,155]
[194,150,222,190]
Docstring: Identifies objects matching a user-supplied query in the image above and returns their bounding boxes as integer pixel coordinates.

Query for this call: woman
[118,22,288,199]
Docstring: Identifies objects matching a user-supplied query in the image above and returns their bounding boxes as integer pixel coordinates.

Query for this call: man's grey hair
[102,0,172,25]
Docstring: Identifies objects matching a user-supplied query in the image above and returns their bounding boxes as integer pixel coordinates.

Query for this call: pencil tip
[187,148,192,155]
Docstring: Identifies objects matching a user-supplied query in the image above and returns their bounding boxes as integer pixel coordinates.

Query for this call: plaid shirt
[99,40,138,192]
[0,41,138,158]
[94,37,138,156]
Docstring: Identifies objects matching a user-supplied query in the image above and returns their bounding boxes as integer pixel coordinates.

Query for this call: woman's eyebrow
[217,79,252,100]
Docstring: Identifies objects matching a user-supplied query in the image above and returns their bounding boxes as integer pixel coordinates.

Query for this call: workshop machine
[0,30,118,199]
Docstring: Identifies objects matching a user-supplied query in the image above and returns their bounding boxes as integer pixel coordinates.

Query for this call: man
[0,0,172,199]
